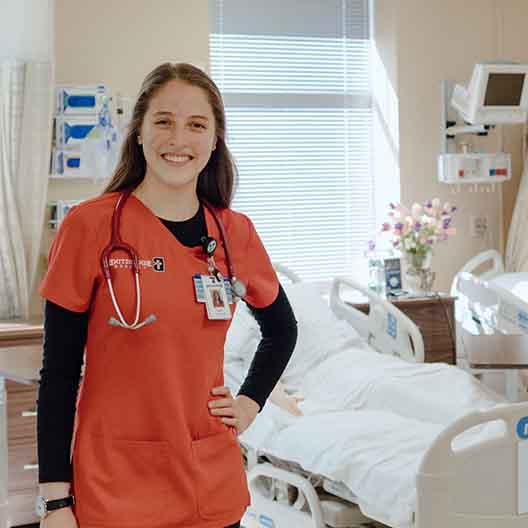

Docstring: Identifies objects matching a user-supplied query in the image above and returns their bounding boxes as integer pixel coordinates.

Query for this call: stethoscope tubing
[102,190,242,330]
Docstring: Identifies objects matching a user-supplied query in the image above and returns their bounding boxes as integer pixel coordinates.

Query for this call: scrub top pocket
[192,429,250,521]
[73,434,181,527]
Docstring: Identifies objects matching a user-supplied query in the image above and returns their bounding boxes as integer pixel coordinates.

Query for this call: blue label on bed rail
[259,514,275,528]
[518,310,528,333]
[387,312,397,339]
[517,417,528,440]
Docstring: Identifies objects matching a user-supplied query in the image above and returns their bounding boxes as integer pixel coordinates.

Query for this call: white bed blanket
[297,345,502,425]
[230,346,504,527]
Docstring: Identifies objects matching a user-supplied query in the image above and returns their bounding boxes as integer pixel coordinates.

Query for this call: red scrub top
[40,192,279,528]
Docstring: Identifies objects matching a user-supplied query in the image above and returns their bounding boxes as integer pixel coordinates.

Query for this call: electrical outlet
[470,215,488,238]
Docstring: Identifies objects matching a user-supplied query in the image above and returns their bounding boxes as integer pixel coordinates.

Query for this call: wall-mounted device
[438,62,528,186]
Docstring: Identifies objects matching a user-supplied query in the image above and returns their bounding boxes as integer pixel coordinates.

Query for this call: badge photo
[203,276,232,320]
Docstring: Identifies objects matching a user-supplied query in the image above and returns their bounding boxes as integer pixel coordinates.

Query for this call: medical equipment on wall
[438,152,511,184]
[452,63,528,125]
[56,85,107,115]
[79,97,122,182]
[103,190,247,330]
[50,85,131,180]
[438,62,528,187]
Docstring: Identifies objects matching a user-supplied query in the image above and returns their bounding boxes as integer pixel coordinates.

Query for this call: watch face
[35,496,46,518]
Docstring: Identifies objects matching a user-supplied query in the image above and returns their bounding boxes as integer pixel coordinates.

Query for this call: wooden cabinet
[3,380,39,527]
[0,342,42,528]
[348,296,457,365]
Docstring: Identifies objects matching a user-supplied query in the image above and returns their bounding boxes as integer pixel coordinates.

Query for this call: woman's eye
[155,120,169,125]
[190,122,206,130]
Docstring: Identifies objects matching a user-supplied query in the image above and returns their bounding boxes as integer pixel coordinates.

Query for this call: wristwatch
[35,495,75,519]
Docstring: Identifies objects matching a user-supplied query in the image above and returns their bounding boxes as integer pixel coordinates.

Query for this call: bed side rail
[417,402,528,527]
[451,249,504,296]
[272,263,302,284]
[330,277,425,363]
[455,271,528,335]
[246,462,325,528]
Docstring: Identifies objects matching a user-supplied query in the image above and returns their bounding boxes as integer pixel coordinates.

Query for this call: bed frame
[241,270,528,528]
[451,250,528,401]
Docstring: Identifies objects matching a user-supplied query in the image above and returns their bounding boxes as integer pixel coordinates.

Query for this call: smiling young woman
[36,63,298,528]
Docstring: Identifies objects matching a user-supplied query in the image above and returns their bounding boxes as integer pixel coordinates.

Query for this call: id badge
[193,274,233,304]
[202,275,232,320]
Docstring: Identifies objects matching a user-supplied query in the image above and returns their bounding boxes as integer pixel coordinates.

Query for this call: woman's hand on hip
[41,507,78,527]
[209,386,260,434]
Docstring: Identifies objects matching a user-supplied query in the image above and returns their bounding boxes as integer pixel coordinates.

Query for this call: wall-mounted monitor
[451,63,528,125]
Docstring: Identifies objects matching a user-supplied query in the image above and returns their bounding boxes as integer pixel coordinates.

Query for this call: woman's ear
[137,135,142,145]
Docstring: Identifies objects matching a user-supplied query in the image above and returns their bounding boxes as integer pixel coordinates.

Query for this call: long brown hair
[103,63,237,208]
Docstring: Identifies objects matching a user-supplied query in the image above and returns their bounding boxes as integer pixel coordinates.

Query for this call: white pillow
[279,282,362,388]
[224,283,362,390]
[224,302,259,360]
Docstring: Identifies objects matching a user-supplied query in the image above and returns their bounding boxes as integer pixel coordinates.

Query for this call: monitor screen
[484,73,526,106]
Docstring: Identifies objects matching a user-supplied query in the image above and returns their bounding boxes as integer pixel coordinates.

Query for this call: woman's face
[139,79,217,191]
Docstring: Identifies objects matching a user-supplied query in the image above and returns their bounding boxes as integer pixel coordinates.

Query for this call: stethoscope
[101,190,247,330]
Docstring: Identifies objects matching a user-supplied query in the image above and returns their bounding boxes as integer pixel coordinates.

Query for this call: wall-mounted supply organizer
[50,85,131,181]
[50,85,106,179]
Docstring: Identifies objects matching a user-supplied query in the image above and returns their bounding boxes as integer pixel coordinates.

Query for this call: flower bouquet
[381,198,457,293]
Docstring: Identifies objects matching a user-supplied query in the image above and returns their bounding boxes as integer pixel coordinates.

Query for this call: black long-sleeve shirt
[37,204,297,483]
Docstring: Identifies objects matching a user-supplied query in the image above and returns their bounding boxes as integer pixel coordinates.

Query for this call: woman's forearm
[38,481,71,499]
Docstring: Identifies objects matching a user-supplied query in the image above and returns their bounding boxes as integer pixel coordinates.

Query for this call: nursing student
[37,63,298,528]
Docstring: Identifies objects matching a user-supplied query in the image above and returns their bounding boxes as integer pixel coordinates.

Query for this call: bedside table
[347,295,456,364]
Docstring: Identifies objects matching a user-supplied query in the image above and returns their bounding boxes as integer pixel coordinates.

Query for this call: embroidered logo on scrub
[109,256,166,272]
[152,257,165,272]
[517,416,528,440]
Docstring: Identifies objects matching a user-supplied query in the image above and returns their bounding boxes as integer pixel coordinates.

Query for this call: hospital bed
[224,269,528,528]
[452,250,528,401]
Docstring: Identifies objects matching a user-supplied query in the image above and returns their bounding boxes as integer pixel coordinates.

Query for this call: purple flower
[389,202,396,209]
[426,238,434,245]
[413,222,422,232]
[425,200,432,208]
[382,222,391,232]
[451,206,457,213]
[368,240,376,251]
[395,222,404,231]
[443,218,451,229]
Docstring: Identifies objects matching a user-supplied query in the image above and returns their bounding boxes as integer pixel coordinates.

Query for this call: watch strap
[46,495,75,511]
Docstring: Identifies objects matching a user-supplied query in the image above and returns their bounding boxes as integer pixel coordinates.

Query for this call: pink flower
[382,222,391,232]
[411,203,423,219]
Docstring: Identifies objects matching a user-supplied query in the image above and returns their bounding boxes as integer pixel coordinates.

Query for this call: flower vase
[404,250,435,295]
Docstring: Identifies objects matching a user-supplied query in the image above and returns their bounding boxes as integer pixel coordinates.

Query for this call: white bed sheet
[228,345,505,527]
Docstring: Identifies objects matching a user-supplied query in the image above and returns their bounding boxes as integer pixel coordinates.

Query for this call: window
[209,0,372,282]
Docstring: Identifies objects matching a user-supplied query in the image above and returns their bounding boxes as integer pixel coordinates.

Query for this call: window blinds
[209,0,372,282]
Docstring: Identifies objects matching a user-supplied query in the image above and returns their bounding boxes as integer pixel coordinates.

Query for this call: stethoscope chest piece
[231,278,247,299]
